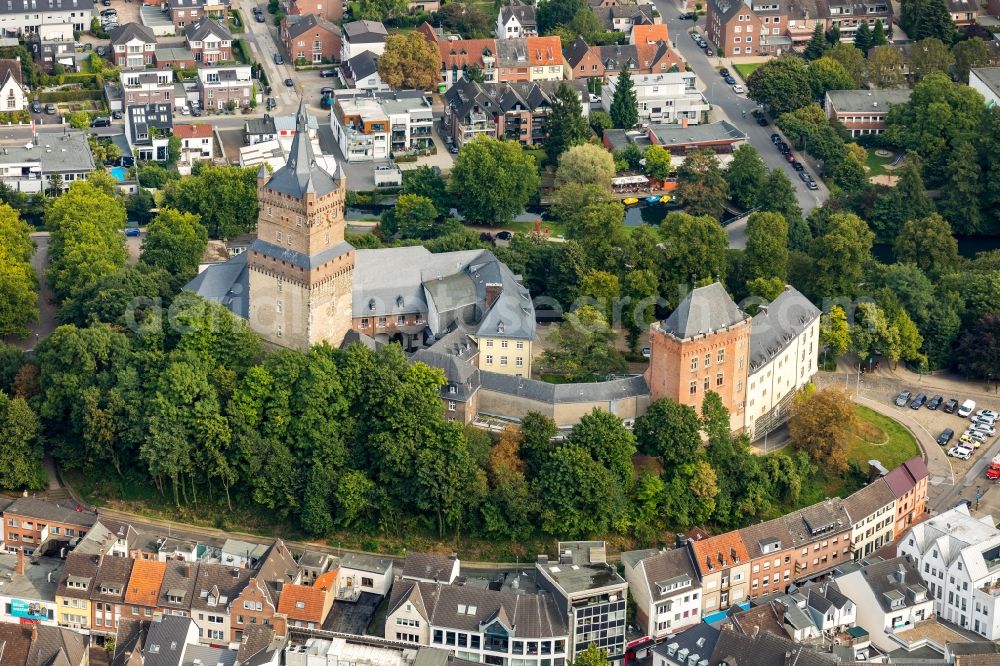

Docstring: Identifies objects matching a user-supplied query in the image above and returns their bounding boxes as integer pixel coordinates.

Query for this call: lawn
[733,62,762,82]
[865,148,895,177]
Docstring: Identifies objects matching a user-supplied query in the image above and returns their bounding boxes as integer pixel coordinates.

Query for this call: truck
[987,456,1000,480]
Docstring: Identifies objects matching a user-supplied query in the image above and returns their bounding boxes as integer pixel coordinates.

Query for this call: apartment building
[0,0,92,35]
[564,36,684,83]
[185,17,232,63]
[197,64,253,109]
[622,547,702,641]
[340,19,387,61]
[0,131,95,195]
[54,551,99,631]
[2,497,97,554]
[332,95,389,161]
[689,532,750,615]
[601,71,707,124]
[496,35,564,83]
[168,0,226,31]
[824,89,911,137]
[110,23,157,68]
[883,456,929,537]
[738,516,794,601]
[782,498,852,583]
[124,558,167,621]
[434,35,498,88]
[536,541,628,662]
[288,0,342,22]
[283,13,341,64]
[121,69,174,107]
[88,555,134,638]
[842,478,896,559]
[897,504,1000,639]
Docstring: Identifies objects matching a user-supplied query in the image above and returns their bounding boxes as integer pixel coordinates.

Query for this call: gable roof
[738,517,794,561]
[143,615,193,666]
[157,561,199,611]
[343,19,388,42]
[564,35,593,69]
[347,50,379,81]
[710,625,837,666]
[499,1,536,28]
[836,555,927,613]
[236,624,283,666]
[172,123,213,139]
[55,551,100,601]
[285,13,340,40]
[402,552,457,582]
[185,17,232,42]
[842,478,896,524]
[439,38,496,70]
[112,619,147,666]
[748,286,821,373]
[782,498,851,548]
[125,558,168,607]
[628,547,700,602]
[275,571,335,622]
[883,457,929,498]
[91,555,135,603]
[0,624,87,666]
[631,23,669,44]
[527,36,561,66]
[192,562,251,611]
[110,22,156,45]
[660,282,748,340]
[4,497,98,528]
[689,531,750,576]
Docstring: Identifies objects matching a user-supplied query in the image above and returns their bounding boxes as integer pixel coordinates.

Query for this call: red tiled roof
[124,559,167,606]
[173,124,213,139]
[439,38,497,70]
[689,531,749,576]
[631,24,669,44]
[883,456,929,499]
[276,578,333,623]
[527,36,562,66]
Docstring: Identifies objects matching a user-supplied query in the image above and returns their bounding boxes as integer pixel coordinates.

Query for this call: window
[716,373,724,386]
[516,341,524,349]
[690,357,698,371]
[718,349,725,363]
[397,315,405,325]
[486,355,493,364]
[448,401,456,411]
[705,353,711,367]
[500,356,508,365]
[362,577,374,587]
[516,357,524,367]
[501,340,508,348]
[704,377,710,390]
[689,380,697,395]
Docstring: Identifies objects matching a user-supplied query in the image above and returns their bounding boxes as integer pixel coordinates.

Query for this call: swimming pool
[110,166,126,182]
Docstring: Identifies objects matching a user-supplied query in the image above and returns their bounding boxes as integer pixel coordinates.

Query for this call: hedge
[37,89,105,103]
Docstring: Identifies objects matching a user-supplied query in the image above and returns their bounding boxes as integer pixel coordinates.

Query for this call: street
[650,0,829,215]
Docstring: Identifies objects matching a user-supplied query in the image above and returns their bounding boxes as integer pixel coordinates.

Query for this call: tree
[701,391,731,445]
[937,142,982,235]
[827,24,842,44]
[300,462,334,536]
[448,136,540,226]
[537,443,622,537]
[908,37,955,82]
[333,469,375,527]
[851,301,892,362]
[540,305,627,381]
[537,0,587,34]
[826,43,867,87]
[381,193,439,239]
[807,57,857,99]
[853,21,872,53]
[580,269,621,321]
[554,143,616,190]
[952,37,990,83]
[610,64,638,129]
[549,184,627,270]
[659,212,728,300]
[676,149,728,218]
[67,111,90,129]
[519,411,558,478]
[956,314,1000,379]
[805,22,828,60]
[126,188,155,226]
[913,0,955,41]
[140,208,208,286]
[589,110,612,136]
[724,144,767,209]
[744,212,788,281]
[746,55,813,116]
[894,213,959,277]
[789,387,856,474]
[0,392,45,490]
[869,157,932,242]
[760,169,806,247]
[820,304,851,360]
[436,2,491,38]
[402,166,450,214]
[748,275,786,301]
[378,32,441,90]
[643,144,672,182]
[569,409,636,489]
[545,82,591,159]
[871,19,889,47]
[573,644,609,666]
[807,212,873,298]
[357,0,406,20]
[634,398,701,469]
[0,204,37,337]
[866,45,905,88]
[832,145,868,191]
[162,165,258,239]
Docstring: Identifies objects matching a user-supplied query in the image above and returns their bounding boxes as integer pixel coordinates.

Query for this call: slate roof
[690,531,750,576]
[337,551,393,574]
[112,619,147,666]
[182,250,248,318]
[4,497,98,528]
[402,552,456,582]
[143,615,193,666]
[499,1,536,29]
[266,98,340,198]
[748,285,821,372]
[593,4,654,30]
[183,643,237,666]
[710,626,837,666]
[660,282,748,340]
[255,539,300,602]
[184,17,232,43]
[653,624,721,666]
[236,624,283,666]
[0,624,87,666]
[835,555,927,614]
[127,104,173,146]
[347,50,379,81]
[738,517,794,561]
[729,602,787,638]
[481,372,648,404]
[125,559,168,607]
[883,457,929,498]
[412,344,480,401]
[192,562,251,611]
[445,78,587,120]
[782,498,851,548]
[388,579,566,638]
[342,19,388,42]
[842,478,896,524]
[245,114,276,136]
[285,13,340,40]
[91,555,135,604]
[626,547,700,603]
[0,0,93,14]
[110,23,156,46]
[158,561,199,612]
[55,551,100,601]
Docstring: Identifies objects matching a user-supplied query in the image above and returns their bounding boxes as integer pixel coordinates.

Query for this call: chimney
[485,284,502,309]
[30,624,38,642]
[15,548,25,575]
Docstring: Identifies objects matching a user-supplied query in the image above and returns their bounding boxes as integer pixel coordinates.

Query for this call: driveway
[232,0,298,111]
[2,233,56,352]
[649,0,829,214]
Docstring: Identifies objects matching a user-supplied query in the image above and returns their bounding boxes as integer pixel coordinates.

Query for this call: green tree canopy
[908,37,955,82]
[746,55,813,116]
[545,82,591,159]
[894,213,959,277]
[634,398,702,469]
[676,149,728,219]
[140,208,208,286]
[952,37,990,84]
[724,144,767,209]
[745,211,789,281]
[0,203,37,337]
[448,136,540,226]
[554,143,616,190]
[539,305,627,381]
[659,212,728,302]
[610,64,638,128]
[162,165,259,239]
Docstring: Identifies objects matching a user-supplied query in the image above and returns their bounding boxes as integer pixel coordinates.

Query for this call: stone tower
[247,99,354,349]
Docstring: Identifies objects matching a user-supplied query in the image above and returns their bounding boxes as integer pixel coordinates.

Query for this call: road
[649,0,829,218]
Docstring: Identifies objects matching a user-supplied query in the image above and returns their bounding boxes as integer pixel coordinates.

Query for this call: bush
[37,89,104,103]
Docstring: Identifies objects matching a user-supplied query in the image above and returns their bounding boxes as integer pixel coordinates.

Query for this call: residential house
[593,4,657,34]
[738,517,795,601]
[435,36,498,88]
[970,67,1000,106]
[245,114,278,144]
[622,547,702,641]
[110,23,157,68]
[601,71,707,124]
[27,30,76,72]
[535,541,628,662]
[743,285,821,438]
[332,94,390,161]
[651,624,721,666]
[0,624,87,666]
[408,332,481,422]
[54,551,100,631]
[298,551,336,585]
[842,478,897,559]
[276,570,338,630]
[220,538,270,568]
[156,560,200,618]
[385,578,568,665]
[126,103,173,161]
[168,0,226,31]
[0,59,26,111]
[0,550,60,625]
[230,540,297,641]
[336,552,394,598]
[288,0,342,22]
[156,537,199,563]
[236,623,286,665]
[400,552,461,584]
[121,69,175,107]
[782,498,853,583]
[631,23,669,45]
[185,17,232,63]
[2,497,97,554]
[197,64,254,109]
[831,555,932,652]
[564,36,683,83]
[340,19,387,62]
[823,89,911,137]
[882,456,929,537]
[688,531,751,614]
[947,0,978,25]
[496,0,536,38]
[283,13,341,64]
[344,50,386,90]
[140,615,204,665]
[496,36,564,83]
[88,554,135,638]
[708,626,837,666]
[897,504,1000,639]
[190,561,251,643]
[174,123,215,161]
[0,0,93,35]
[124,557,168,621]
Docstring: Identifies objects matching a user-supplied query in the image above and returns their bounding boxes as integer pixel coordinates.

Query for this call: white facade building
[897,504,1000,639]
[622,548,702,642]
[0,0,92,35]
[335,552,394,598]
[842,477,897,560]
[0,131,95,194]
[969,68,1000,108]
[601,71,708,124]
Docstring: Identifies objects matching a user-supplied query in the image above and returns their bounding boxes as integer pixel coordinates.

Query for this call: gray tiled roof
[183,250,249,318]
[55,551,99,600]
[4,497,98,528]
[0,0,93,13]
[192,562,251,611]
[266,99,340,198]
[660,282,747,339]
[337,551,393,574]
[183,643,237,666]
[748,285,821,372]
[629,547,700,602]
[184,17,232,43]
[825,89,911,114]
[782,498,851,548]
[842,478,895,524]
[110,22,156,46]
[285,13,340,40]
[143,615,193,666]
[480,372,648,404]
[834,555,926,614]
[388,579,567,638]
[245,114,276,136]
[499,2,536,28]
[347,50,379,81]
[91,556,136,604]
[112,619,147,666]
[158,561,199,611]
[236,624,282,666]
[710,626,837,666]
[653,624,720,666]
[411,344,480,402]
[738,517,794,560]
[250,238,353,271]
[343,19,388,42]
[402,552,457,582]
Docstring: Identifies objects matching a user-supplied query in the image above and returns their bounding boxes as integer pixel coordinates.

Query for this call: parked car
[719,67,729,77]
[792,162,805,171]
[786,153,797,163]
[641,347,651,358]
[806,180,819,190]
[894,391,911,407]
[927,395,943,410]
[755,115,768,126]
[496,231,513,241]
[284,78,294,87]
[83,42,92,51]
[124,227,141,237]
[977,410,1000,420]
[723,75,736,85]
[732,84,744,93]
[690,31,701,41]
[96,46,106,56]
[958,435,981,449]
[944,398,959,413]
[937,429,954,446]
[798,171,812,183]
[771,133,781,144]
[266,97,277,110]
[705,48,714,56]
[949,445,974,460]
[30,100,41,113]
[959,399,976,417]
[320,86,335,96]
[90,116,110,127]
[255,11,265,21]
[972,415,997,428]
[964,429,989,443]
[319,69,337,77]
[971,423,997,437]
[273,53,284,65]
[910,393,927,409]
[777,144,790,155]
[44,103,56,114]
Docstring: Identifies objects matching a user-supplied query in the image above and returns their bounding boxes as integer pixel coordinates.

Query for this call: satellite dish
[639,158,647,166]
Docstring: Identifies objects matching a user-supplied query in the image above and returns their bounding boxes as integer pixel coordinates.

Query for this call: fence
[815,371,904,404]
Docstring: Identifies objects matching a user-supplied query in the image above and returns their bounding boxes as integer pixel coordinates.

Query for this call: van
[90,116,111,127]
[959,399,976,418]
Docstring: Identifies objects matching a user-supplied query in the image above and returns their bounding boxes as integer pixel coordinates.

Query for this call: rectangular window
[716,373,724,386]
[705,353,711,367]
[486,355,493,364]
[718,349,725,363]
[448,401,456,411]
[704,377,710,390]
[690,357,698,371]
[689,381,697,395]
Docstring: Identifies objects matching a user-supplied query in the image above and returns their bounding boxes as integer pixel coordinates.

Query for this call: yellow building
[476,335,532,377]
[55,551,99,631]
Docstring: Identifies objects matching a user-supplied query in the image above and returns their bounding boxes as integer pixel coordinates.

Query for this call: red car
[786,154,797,164]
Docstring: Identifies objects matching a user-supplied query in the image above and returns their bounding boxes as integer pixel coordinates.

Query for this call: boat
[660,195,672,203]
[644,195,661,204]
[623,197,639,205]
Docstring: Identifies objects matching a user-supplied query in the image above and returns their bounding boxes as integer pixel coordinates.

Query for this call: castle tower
[247,99,354,348]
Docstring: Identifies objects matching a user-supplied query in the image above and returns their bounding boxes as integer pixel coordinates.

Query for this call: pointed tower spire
[262,95,338,199]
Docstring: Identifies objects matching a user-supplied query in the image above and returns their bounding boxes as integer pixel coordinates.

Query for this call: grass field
[733,62,762,81]
[865,148,895,177]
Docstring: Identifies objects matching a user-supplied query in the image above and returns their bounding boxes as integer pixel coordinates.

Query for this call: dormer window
[497,322,504,334]
[369,298,376,311]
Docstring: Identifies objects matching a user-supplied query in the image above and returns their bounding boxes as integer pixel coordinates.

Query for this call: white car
[976,410,999,420]
[949,445,974,460]
[732,84,745,94]
[972,415,996,428]
[971,424,996,436]
[959,399,976,417]
[964,429,989,443]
